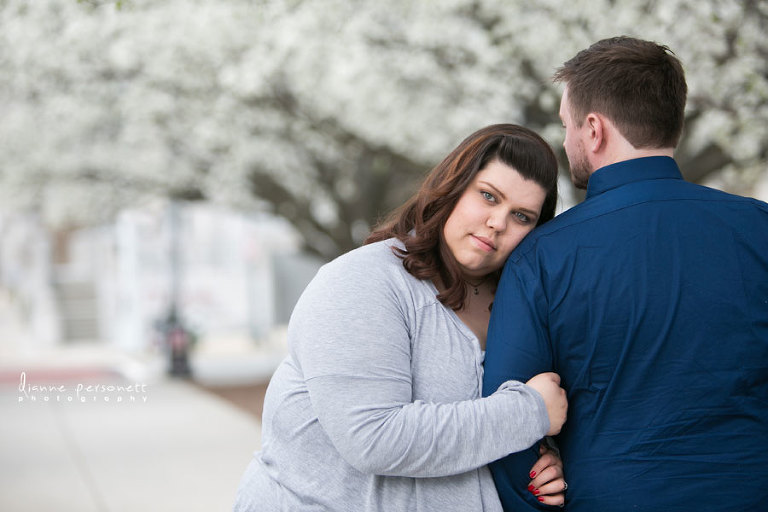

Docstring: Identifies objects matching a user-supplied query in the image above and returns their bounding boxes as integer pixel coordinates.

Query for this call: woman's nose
[486,210,507,232]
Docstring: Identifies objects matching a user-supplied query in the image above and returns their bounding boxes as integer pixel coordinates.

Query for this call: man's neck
[593,146,674,173]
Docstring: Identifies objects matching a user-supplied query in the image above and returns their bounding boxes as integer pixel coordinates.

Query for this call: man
[483,36,768,511]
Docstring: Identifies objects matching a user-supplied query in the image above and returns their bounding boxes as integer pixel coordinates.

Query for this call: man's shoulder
[529,180,766,238]
[669,180,768,223]
[511,180,768,262]
[510,201,594,259]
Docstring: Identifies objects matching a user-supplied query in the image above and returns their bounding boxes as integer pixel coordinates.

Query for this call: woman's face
[443,159,547,279]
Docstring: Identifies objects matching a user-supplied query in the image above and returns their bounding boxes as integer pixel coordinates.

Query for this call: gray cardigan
[234,238,549,511]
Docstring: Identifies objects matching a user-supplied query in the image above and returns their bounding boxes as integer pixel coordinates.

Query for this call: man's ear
[584,112,605,153]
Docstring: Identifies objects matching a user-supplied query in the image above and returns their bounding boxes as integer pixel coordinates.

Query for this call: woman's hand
[525,372,567,435]
[527,442,567,507]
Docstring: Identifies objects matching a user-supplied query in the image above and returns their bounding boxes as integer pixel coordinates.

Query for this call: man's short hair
[553,36,687,149]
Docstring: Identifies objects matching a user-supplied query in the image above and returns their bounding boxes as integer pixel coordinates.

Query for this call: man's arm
[483,256,555,511]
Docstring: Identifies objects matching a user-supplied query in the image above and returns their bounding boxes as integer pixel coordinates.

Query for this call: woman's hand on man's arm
[528,442,567,507]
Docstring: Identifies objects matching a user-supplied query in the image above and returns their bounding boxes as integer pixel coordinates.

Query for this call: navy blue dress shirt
[483,157,768,511]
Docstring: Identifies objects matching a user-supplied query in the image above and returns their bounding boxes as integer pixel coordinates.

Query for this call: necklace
[465,275,489,295]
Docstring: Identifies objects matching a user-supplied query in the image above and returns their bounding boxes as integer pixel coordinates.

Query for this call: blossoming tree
[1,0,765,258]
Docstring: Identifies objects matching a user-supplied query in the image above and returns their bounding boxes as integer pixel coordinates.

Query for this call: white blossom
[0,0,765,256]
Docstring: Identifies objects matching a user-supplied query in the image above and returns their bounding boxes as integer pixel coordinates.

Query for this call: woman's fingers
[528,463,563,492]
[528,440,567,506]
[528,451,558,481]
[533,491,565,508]
[528,463,567,507]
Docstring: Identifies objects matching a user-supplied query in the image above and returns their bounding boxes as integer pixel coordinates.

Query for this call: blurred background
[1,0,766,510]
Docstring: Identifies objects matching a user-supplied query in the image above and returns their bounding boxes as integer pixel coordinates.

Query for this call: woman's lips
[471,235,496,252]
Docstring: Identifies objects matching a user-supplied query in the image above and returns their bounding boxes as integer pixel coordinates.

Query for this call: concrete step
[53,280,101,342]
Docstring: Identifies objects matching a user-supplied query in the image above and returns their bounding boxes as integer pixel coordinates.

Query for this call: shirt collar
[585,156,683,199]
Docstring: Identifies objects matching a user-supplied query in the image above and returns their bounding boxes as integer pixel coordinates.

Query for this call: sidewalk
[0,339,283,512]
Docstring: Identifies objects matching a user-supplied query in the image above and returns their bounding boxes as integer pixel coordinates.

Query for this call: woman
[234,124,567,511]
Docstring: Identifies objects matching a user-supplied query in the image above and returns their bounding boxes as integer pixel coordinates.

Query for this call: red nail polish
[529,471,536,478]
[538,497,545,502]
[534,489,540,495]
[528,485,535,492]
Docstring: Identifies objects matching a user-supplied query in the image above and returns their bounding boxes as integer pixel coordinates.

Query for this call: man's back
[483,157,768,511]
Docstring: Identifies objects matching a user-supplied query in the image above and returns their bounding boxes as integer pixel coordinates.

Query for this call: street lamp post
[163,199,193,378]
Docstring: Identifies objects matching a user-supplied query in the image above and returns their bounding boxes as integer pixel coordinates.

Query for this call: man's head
[554,37,687,186]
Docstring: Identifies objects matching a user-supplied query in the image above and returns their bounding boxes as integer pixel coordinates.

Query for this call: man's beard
[570,155,590,190]
[569,152,591,190]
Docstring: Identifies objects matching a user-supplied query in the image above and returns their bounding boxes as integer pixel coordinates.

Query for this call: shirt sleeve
[482,254,555,511]
[292,249,549,478]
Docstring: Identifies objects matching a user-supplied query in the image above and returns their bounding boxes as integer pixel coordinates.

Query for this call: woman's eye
[514,211,531,223]
[481,191,496,202]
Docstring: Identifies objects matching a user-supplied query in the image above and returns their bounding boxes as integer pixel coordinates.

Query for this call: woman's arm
[292,249,551,478]
[306,374,548,477]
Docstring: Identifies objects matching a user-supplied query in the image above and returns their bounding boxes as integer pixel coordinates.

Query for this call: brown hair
[365,124,558,310]
[553,36,687,149]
